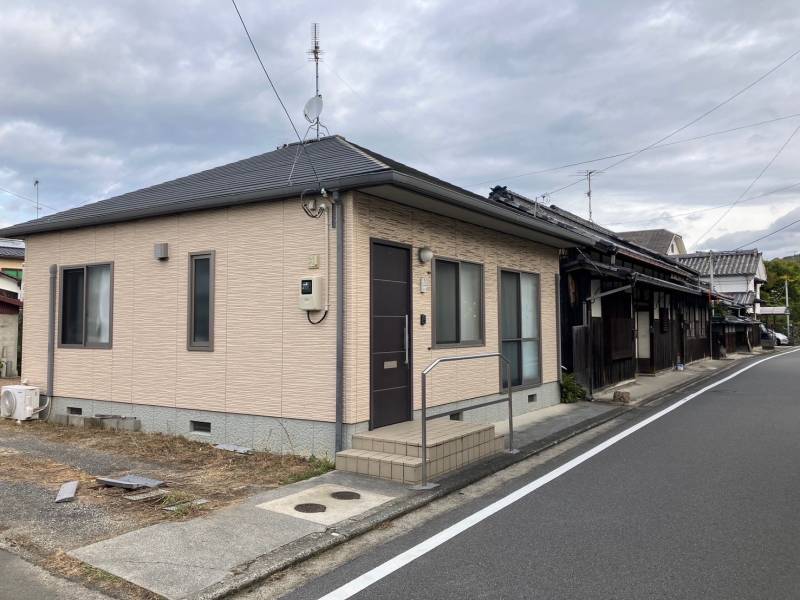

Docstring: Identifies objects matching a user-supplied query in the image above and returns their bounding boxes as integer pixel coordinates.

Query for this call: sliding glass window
[59,263,113,348]
[433,259,484,346]
[500,269,541,387]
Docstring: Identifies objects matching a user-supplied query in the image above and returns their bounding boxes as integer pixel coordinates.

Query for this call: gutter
[332,191,344,452]
[0,171,596,250]
[46,264,57,413]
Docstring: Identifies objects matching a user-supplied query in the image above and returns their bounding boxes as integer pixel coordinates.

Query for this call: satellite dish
[303,95,323,123]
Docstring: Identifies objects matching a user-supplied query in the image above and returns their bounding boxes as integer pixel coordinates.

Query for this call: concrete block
[613,390,633,404]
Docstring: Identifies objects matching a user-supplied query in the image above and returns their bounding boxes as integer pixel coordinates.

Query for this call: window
[433,259,483,346]
[59,263,113,348]
[188,251,214,351]
[500,270,541,387]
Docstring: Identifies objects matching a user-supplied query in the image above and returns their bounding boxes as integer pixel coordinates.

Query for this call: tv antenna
[34,179,40,219]
[303,23,328,140]
[576,170,602,221]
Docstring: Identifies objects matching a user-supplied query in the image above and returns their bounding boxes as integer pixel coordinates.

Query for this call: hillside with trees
[762,256,799,338]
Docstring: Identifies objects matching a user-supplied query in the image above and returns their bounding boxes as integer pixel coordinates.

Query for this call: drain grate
[331,491,361,501]
[294,503,327,513]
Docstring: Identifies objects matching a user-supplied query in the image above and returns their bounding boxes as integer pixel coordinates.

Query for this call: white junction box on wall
[299,276,324,311]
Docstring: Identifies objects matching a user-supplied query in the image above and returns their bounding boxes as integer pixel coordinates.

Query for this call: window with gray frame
[500,269,541,387]
[433,259,484,346]
[188,251,214,351]
[60,263,113,348]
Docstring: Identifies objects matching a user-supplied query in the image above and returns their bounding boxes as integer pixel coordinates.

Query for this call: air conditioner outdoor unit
[0,385,41,421]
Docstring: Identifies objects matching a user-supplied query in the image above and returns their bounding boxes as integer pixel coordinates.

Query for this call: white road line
[318,348,800,600]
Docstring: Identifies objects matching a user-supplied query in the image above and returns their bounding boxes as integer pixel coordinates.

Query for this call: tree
[762,257,800,337]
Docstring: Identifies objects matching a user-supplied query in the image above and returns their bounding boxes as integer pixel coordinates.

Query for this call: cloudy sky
[1,0,799,257]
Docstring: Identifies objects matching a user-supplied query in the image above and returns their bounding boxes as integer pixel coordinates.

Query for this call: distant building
[617,229,686,256]
[675,249,766,316]
[0,238,25,282]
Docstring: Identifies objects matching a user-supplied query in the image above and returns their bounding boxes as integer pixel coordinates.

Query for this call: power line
[734,215,800,250]
[692,122,800,248]
[229,0,321,185]
[604,181,800,227]
[470,112,800,187]
[542,47,800,200]
[0,185,57,212]
[597,47,800,176]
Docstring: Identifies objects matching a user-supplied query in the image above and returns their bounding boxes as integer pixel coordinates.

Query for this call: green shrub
[560,373,587,403]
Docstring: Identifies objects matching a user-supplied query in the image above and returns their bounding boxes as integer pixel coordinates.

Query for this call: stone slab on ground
[257,483,392,526]
[70,471,408,600]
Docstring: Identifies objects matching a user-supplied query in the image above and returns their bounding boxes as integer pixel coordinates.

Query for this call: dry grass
[0,417,333,505]
[46,551,161,600]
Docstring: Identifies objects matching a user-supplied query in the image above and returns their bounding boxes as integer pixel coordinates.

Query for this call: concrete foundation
[50,380,561,459]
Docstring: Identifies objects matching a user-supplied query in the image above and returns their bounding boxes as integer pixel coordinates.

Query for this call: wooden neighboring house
[0,136,595,480]
[488,188,712,394]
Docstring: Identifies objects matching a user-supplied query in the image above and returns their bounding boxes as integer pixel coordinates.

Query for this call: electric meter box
[299,276,324,311]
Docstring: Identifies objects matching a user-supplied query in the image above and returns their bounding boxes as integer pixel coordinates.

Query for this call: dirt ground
[0,418,332,598]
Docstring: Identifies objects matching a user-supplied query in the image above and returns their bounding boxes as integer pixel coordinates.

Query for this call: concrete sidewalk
[66,352,775,600]
[592,350,774,404]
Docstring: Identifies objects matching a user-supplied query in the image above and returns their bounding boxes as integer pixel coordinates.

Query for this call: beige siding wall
[0,257,23,270]
[22,199,337,422]
[344,192,560,425]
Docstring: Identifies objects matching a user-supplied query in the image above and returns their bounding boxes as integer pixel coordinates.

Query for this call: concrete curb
[188,352,774,600]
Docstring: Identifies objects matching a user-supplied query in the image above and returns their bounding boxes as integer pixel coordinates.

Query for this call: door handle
[403,314,409,365]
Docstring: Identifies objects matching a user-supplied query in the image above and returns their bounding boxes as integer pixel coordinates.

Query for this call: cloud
[703,206,800,258]
[1,0,799,257]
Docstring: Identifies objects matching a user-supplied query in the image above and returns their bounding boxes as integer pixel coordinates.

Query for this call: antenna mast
[308,23,322,140]
[576,170,601,222]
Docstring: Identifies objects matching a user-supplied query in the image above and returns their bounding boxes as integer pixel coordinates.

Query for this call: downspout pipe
[333,191,344,452]
[45,264,57,418]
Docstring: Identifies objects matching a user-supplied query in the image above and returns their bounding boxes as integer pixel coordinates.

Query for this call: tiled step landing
[335,419,506,484]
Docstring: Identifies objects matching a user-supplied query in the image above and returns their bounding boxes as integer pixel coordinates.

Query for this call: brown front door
[370,240,412,429]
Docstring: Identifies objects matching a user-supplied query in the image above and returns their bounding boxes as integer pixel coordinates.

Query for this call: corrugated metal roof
[677,250,762,276]
[617,229,678,254]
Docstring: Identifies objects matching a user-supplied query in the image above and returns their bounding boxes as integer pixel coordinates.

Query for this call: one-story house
[0,135,594,475]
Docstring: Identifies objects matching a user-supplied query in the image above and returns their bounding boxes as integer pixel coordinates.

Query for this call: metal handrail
[413,352,517,490]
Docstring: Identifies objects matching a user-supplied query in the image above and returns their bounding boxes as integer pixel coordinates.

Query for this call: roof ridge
[333,136,392,171]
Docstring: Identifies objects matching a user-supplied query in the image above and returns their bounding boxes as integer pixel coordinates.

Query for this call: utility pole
[786,276,791,338]
[708,251,714,359]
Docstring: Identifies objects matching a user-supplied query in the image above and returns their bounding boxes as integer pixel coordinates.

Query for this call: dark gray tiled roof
[0,136,387,237]
[617,229,678,254]
[676,250,762,276]
[0,246,24,259]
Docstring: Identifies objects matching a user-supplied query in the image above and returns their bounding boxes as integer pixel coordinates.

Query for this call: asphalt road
[283,349,800,600]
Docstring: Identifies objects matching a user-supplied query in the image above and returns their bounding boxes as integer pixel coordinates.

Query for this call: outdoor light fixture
[418,247,434,264]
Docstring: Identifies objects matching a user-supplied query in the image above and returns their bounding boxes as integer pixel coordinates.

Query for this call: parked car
[774,331,789,345]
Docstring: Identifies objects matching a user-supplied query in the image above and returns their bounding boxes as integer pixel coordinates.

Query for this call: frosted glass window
[521,273,539,339]
[459,262,482,342]
[86,265,111,345]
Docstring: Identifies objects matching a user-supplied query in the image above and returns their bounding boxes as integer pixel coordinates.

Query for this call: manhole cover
[331,491,361,501]
[294,503,327,513]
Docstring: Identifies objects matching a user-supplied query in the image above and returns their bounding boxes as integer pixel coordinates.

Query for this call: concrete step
[337,422,507,484]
